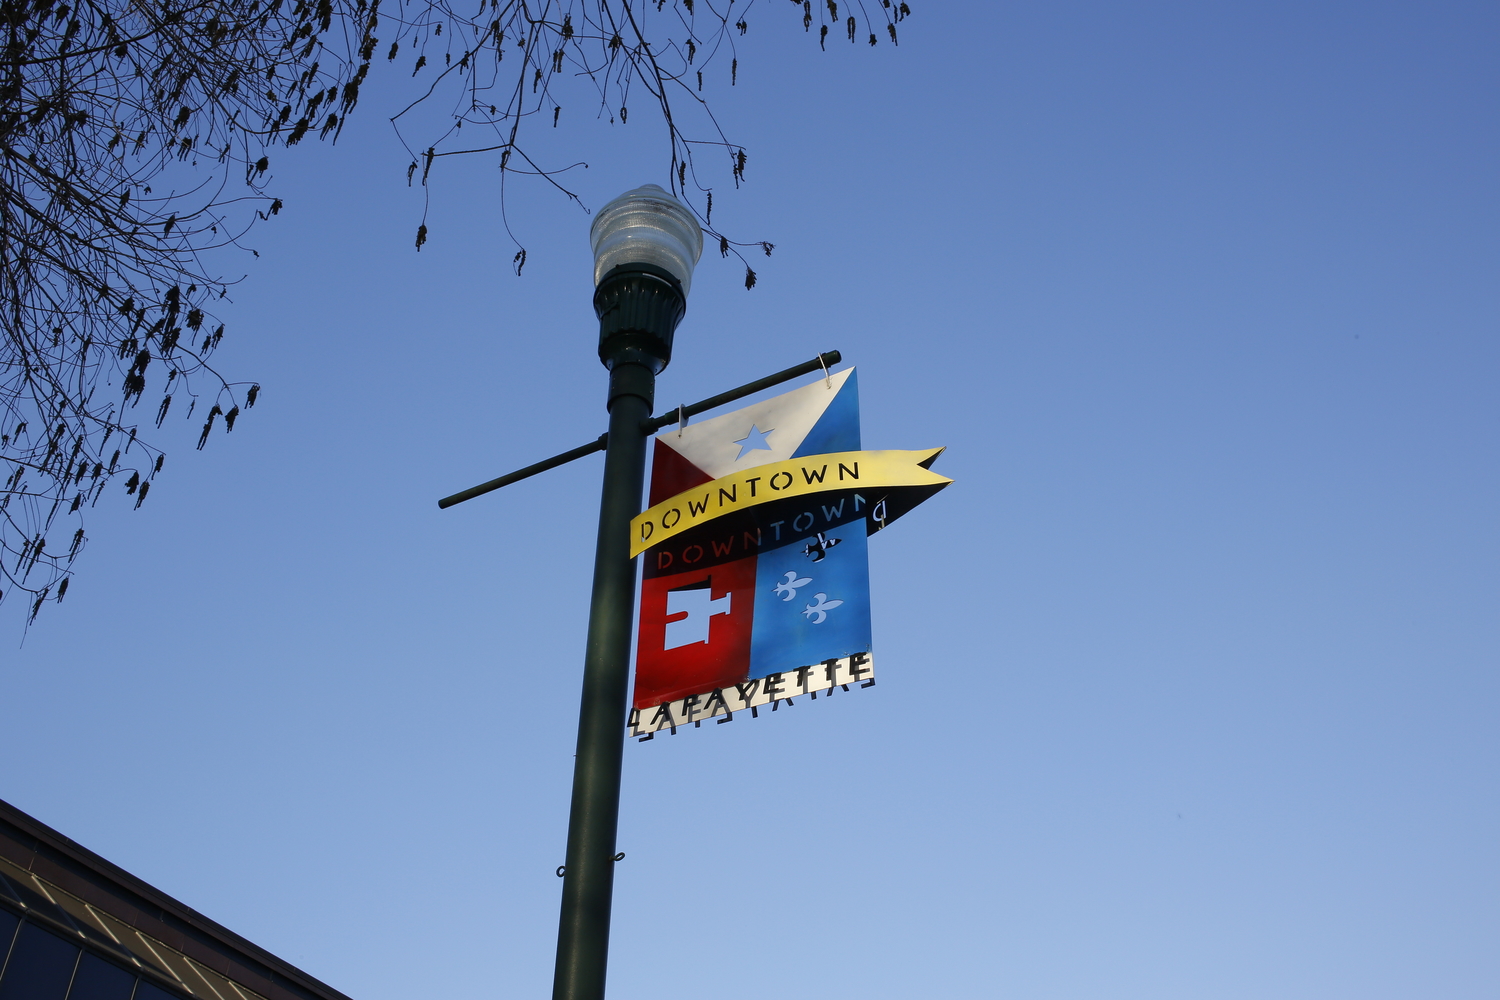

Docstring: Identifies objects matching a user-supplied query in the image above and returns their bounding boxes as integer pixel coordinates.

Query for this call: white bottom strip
[629,652,874,739]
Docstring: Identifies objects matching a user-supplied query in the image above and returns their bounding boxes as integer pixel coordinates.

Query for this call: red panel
[633,555,757,709]
[647,438,714,506]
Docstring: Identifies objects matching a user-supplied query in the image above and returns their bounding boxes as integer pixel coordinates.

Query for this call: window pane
[66,953,135,1000]
[0,921,80,1000]
[0,909,18,968]
[132,980,187,1000]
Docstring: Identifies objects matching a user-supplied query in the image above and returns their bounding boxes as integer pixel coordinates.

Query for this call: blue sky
[6,1,1498,998]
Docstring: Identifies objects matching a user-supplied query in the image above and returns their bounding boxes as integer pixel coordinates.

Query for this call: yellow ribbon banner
[631,448,950,557]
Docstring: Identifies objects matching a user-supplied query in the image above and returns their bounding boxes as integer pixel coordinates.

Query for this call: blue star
[732,424,775,461]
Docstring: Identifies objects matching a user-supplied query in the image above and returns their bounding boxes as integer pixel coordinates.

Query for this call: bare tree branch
[0,0,911,625]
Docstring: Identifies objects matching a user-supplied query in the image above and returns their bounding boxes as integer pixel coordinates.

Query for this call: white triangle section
[657,368,854,480]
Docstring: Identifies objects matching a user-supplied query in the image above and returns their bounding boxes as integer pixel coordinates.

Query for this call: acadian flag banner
[628,369,951,738]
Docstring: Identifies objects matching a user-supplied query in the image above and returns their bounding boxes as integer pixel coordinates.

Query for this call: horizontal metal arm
[437,350,841,510]
[642,350,841,434]
[438,434,608,509]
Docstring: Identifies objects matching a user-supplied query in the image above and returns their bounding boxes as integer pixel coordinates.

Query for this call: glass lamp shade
[590,184,703,296]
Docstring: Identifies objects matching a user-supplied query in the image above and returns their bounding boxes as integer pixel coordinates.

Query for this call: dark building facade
[0,798,351,1000]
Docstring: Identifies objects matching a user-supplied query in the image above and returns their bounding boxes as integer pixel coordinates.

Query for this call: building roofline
[0,797,353,1000]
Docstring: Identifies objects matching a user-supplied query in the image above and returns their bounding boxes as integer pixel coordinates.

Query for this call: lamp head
[590,184,703,295]
[590,185,703,374]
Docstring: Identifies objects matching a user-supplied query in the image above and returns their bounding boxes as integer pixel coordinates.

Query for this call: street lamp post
[553,185,703,1000]
[438,186,839,998]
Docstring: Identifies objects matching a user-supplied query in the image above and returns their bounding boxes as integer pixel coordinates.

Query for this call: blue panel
[0,921,79,1000]
[66,953,135,1000]
[791,369,860,457]
[749,523,871,679]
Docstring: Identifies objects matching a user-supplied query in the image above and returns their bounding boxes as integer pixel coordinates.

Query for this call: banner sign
[628,369,950,738]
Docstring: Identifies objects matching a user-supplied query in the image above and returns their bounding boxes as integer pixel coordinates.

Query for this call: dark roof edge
[0,797,354,1000]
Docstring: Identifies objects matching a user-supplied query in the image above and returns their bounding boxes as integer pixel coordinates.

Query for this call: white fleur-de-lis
[802,593,843,624]
[773,571,812,602]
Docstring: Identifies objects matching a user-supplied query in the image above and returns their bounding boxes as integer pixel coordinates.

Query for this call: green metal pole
[552,265,685,1000]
